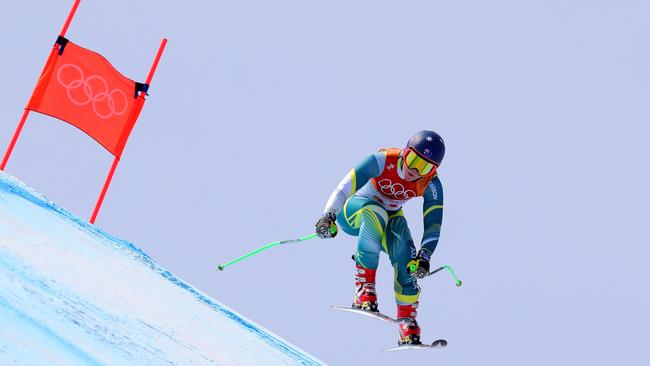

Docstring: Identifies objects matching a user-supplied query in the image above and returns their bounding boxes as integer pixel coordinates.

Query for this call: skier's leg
[337,196,388,311]
[337,196,387,269]
[384,211,422,344]
[384,211,420,304]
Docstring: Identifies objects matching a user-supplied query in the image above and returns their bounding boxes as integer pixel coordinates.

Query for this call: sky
[1,0,649,365]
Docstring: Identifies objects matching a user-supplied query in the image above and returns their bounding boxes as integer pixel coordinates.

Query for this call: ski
[331,306,447,351]
[384,339,448,352]
[329,306,414,325]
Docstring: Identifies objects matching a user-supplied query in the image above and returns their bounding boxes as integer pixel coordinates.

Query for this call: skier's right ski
[329,306,414,325]
[384,339,448,352]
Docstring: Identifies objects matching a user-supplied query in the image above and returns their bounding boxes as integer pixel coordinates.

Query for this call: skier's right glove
[315,211,338,239]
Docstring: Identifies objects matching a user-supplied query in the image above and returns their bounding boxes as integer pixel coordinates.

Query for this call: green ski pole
[408,262,463,287]
[217,226,336,271]
[430,265,463,286]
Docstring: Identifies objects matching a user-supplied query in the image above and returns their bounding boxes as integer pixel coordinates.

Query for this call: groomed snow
[0,171,324,366]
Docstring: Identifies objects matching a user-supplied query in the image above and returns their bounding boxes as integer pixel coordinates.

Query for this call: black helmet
[406,130,445,165]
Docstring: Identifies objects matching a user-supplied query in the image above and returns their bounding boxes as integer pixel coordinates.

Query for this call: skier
[316,130,445,346]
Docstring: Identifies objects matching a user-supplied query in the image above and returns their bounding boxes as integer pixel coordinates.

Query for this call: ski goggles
[403,148,438,176]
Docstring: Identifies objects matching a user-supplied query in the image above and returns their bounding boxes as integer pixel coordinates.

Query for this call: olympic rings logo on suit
[377,179,416,200]
[56,64,129,119]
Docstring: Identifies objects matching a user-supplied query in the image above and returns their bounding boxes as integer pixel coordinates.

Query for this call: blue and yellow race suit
[324,148,443,305]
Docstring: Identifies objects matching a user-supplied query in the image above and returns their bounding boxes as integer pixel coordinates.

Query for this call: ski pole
[408,263,462,287]
[217,226,336,271]
[429,265,462,286]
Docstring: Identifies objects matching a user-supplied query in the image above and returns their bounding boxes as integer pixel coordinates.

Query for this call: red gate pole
[0,110,30,171]
[0,0,81,171]
[89,38,167,224]
[90,157,119,224]
[59,0,81,37]
[145,38,168,85]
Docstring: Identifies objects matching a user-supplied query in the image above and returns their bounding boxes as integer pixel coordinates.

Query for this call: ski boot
[397,302,421,345]
[352,265,379,312]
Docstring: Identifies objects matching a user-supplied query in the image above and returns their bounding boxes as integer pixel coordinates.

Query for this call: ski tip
[433,339,448,347]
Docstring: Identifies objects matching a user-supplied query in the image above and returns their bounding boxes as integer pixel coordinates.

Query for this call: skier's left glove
[407,249,431,279]
[315,211,338,239]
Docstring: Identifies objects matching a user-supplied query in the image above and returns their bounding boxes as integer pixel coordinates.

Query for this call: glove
[407,249,431,279]
[315,211,338,239]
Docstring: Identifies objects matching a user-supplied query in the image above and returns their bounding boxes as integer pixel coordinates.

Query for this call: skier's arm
[420,175,444,257]
[322,152,385,216]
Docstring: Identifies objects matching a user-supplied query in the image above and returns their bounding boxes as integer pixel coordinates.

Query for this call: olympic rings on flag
[56,63,129,119]
[377,179,416,200]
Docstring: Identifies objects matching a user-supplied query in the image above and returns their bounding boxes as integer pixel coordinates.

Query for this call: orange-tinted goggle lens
[404,149,437,176]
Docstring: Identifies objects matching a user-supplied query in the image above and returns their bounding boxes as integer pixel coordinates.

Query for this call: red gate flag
[26,37,146,158]
[0,0,167,224]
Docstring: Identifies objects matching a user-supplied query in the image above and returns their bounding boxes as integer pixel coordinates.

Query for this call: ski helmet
[406,130,445,166]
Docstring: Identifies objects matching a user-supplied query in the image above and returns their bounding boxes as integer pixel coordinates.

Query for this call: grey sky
[1,0,649,364]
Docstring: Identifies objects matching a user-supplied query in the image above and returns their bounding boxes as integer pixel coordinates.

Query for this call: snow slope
[0,171,324,366]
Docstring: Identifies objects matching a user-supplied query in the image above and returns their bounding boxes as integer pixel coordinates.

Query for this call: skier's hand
[408,250,431,279]
[315,212,338,239]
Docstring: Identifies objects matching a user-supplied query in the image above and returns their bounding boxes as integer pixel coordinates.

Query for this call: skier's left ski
[329,306,414,325]
[384,339,448,352]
